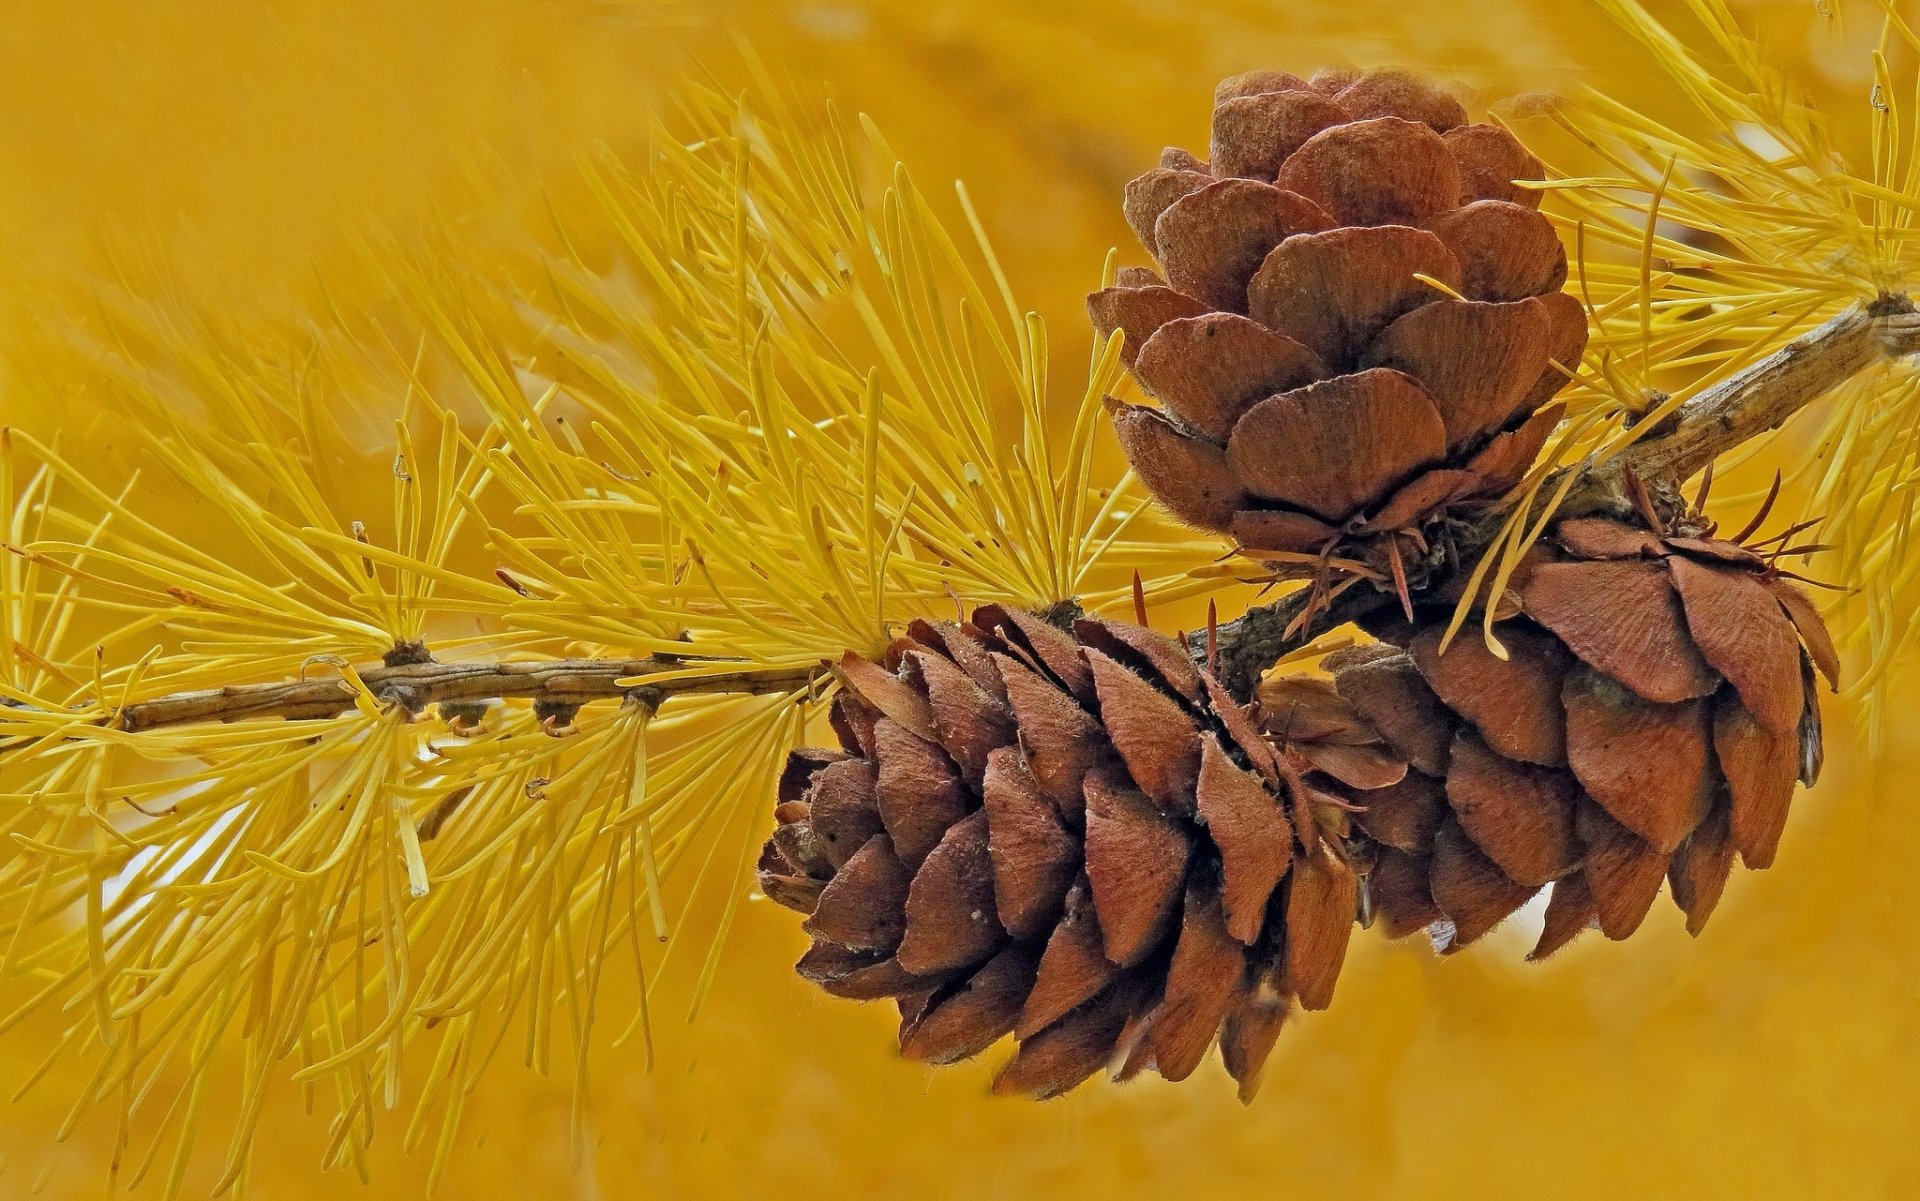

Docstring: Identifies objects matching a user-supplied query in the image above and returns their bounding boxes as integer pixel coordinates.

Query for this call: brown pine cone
[757,605,1404,1100]
[1324,509,1838,958]
[1092,68,1587,588]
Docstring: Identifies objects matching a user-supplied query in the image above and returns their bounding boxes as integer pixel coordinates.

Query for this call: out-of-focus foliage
[0,1,1915,1199]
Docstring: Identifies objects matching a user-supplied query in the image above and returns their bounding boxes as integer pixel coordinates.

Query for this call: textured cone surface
[1095,68,1586,580]
[760,608,1392,1098]
[1329,514,1833,954]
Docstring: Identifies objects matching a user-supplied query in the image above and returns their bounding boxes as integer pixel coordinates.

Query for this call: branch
[113,657,824,732]
[1200,298,1920,701]
[1571,299,1920,511]
[76,304,1920,730]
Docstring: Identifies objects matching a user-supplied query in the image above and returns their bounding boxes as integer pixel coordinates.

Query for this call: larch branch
[76,303,1920,726]
[113,657,824,732]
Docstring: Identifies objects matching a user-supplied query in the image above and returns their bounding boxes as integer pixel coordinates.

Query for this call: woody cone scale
[758,606,1402,1100]
[1094,68,1587,584]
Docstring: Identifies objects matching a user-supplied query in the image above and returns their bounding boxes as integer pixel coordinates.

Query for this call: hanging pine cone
[757,605,1405,1100]
[1093,68,1587,594]
[1322,501,1838,959]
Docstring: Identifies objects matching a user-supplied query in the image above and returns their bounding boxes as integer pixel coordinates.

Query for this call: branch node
[382,640,434,668]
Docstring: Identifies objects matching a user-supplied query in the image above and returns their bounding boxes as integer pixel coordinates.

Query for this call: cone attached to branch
[1093,68,1587,603]
[1325,500,1836,958]
[757,606,1402,1100]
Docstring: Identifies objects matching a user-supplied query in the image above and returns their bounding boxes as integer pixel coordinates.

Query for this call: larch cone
[1094,67,1588,590]
[1331,511,1837,957]
[757,606,1403,1100]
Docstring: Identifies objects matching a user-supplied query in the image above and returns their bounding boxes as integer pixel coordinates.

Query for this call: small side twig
[1197,298,1920,702]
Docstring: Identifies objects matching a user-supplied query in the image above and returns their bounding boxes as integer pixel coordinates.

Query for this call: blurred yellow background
[2,1,1915,1197]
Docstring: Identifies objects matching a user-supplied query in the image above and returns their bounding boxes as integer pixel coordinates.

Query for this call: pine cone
[757,606,1403,1099]
[1093,68,1587,585]
[1323,511,1838,958]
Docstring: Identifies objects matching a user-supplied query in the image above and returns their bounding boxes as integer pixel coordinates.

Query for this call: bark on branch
[1570,301,1920,510]
[1199,299,1920,701]
[113,657,823,732]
